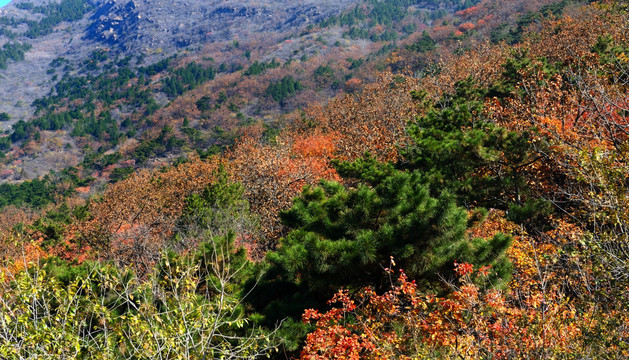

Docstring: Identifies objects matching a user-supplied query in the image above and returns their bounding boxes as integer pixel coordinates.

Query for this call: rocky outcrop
[82,0,358,52]
[86,0,140,48]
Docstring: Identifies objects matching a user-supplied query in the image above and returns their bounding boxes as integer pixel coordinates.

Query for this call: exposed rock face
[86,0,140,48]
[282,5,325,29]
[0,0,360,57]
[82,0,358,53]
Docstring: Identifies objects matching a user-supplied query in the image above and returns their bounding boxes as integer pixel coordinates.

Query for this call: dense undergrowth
[0,0,628,358]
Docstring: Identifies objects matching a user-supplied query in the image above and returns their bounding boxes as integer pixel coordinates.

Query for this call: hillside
[0,0,360,121]
[0,0,471,192]
[0,0,627,358]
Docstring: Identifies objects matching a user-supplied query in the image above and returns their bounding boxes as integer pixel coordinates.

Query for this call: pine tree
[403,78,538,208]
[251,161,512,323]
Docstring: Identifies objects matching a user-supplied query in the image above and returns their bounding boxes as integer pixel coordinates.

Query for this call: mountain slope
[0,0,360,122]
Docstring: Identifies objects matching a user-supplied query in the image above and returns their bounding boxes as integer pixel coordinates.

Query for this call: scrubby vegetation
[0,0,627,359]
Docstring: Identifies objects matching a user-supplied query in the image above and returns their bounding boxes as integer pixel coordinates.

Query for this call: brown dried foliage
[77,155,221,272]
[306,72,421,163]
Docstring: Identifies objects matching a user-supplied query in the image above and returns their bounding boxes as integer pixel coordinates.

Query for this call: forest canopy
[0,0,627,359]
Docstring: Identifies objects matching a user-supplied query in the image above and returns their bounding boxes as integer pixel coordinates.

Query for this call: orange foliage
[344,78,362,93]
[0,239,46,276]
[485,5,629,212]
[291,132,336,158]
[300,271,417,360]
[431,25,453,41]
[75,186,90,194]
[302,263,593,359]
[308,72,421,163]
[455,6,480,18]
[227,125,340,247]
[467,209,519,240]
[421,41,506,98]
[458,22,476,32]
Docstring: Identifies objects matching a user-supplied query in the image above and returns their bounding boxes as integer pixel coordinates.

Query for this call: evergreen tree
[403,79,538,208]
[251,161,512,324]
[406,31,436,53]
